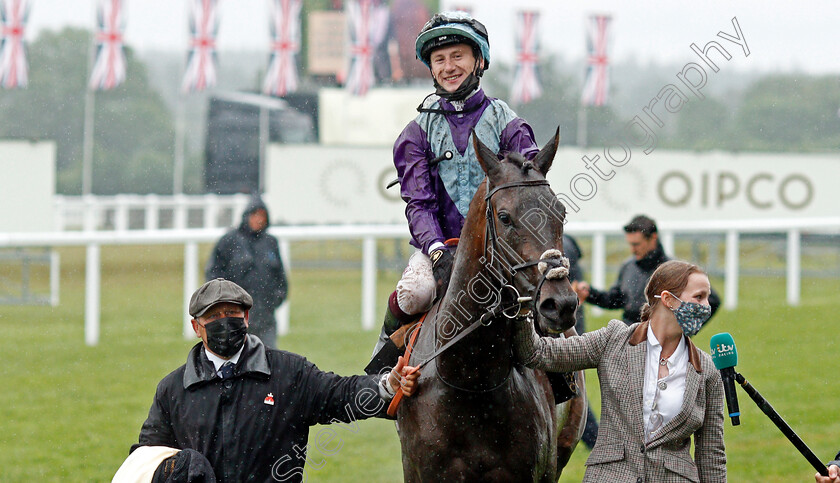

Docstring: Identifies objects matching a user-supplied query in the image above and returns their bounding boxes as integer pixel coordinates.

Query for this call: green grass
[1,244,839,481]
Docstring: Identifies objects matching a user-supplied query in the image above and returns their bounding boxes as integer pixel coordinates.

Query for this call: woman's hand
[816,465,840,483]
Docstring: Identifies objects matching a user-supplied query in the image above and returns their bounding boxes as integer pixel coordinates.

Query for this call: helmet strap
[431,57,483,102]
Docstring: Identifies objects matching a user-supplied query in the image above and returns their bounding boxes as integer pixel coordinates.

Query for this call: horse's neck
[434,202,512,385]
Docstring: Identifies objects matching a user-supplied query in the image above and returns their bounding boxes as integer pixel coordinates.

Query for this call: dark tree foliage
[732,75,840,152]
[0,28,175,194]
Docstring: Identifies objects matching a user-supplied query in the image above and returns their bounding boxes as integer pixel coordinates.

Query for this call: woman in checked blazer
[515,260,726,482]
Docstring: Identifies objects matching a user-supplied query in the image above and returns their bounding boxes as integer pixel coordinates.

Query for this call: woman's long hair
[639,260,705,322]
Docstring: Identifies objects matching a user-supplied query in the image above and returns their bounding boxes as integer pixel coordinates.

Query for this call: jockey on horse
[367,11,550,376]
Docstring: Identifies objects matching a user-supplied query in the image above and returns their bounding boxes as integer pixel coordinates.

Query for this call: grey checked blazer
[516,319,726,482]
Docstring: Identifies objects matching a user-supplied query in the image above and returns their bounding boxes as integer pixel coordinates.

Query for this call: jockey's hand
[430,248,455,300]
[388,356,421,397]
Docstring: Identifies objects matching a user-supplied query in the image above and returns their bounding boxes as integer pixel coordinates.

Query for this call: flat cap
[189,278,253,317]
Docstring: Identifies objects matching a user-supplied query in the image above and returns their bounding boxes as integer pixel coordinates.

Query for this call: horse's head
[473,128,578,334]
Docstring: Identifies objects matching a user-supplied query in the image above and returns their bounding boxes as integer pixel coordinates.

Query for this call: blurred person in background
[206,194,287,350]
[116,278,419,482]
[575,214,721,328]
[564,233,600,450]
[514,260,726,481]
[367,10,540,373]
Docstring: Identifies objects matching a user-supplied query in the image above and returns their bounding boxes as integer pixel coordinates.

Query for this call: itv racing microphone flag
[262,0,302,97]
[89,0,126,91]
[510,11,541,105]
[0,0,30,89]
[581,14,612,106]
[182,0,219,93]
[344,0,389,96]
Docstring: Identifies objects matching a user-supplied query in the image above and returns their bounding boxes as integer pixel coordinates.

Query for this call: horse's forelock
[506,152,526,168]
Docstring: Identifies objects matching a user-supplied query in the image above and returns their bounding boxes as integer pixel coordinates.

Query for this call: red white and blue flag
[182,0,218,93]
[0,0,30,89]
[262,0,301,97]
[89,0,126,91]
[510,11,541,105]
[344,0,389,96]
[581,14,611,106]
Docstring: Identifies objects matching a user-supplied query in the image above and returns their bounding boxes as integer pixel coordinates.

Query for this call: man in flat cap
[125,278,418,482]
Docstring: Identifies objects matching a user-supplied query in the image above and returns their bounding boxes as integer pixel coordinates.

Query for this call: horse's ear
[533,127,560,176]
[472,130,501,178]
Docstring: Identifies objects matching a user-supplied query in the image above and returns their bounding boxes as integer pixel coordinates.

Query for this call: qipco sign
[657,170,814,211]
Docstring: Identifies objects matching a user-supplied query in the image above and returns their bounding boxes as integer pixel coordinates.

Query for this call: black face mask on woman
[203,317,247,357]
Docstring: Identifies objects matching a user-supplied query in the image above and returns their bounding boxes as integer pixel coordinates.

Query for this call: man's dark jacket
[205,197,287,311]
[132,335,385,482]
[586,242,721,326]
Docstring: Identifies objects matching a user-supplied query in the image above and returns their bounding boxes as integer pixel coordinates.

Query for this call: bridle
[481,178,571,324]
[432,176,572,393]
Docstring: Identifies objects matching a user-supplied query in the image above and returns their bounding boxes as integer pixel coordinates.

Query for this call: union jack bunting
[510,11,541,105]
[262,0,301,97]
[181,0,218,93]
[581,14,611,106]
[0,0,30,89]
[344,0,389,96]
[89,0,126,91]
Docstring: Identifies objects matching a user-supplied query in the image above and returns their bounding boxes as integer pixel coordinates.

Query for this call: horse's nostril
[539,298,559,319]
[539,295,578,321]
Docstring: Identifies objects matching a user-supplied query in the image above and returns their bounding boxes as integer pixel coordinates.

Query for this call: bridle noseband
[432,176,572,393]
[481,178,570,324]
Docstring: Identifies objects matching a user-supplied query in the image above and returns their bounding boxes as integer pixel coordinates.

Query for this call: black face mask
[203,317,247,358]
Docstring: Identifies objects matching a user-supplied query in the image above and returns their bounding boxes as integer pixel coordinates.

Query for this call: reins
[388,175,573,412]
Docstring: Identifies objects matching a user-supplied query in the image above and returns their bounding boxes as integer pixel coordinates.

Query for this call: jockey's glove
[430,248,455,300]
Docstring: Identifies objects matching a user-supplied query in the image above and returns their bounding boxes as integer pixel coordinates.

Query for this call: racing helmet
[415,11,490,71]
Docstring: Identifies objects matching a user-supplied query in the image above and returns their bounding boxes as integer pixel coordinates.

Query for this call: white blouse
[642,325,688,442]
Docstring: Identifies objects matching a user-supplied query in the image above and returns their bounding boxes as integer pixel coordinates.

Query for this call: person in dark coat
[206,195,287,349]
[563,234,600,450]
[576,215,721,327]
[129,279,419,483]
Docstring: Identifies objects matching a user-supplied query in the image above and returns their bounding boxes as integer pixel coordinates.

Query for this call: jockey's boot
[364,292,415,375]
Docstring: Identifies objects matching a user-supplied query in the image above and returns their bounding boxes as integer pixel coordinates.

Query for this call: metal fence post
[787,229,801,306]
[725,230,739,310]
[184,242,199,339]
[591,232,606,316]
[85,243,100,346]
[661,231,675,257]
[278,239,291,336]
[362,237,377,331]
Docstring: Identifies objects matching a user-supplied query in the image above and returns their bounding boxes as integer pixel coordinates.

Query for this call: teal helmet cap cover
[415,12,490,70]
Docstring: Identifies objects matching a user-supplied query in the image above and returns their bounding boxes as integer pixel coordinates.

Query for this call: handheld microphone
[710,332,740,426]
[715,333,829,476]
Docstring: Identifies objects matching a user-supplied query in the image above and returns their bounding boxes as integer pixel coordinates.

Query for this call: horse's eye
[498,212,513,226]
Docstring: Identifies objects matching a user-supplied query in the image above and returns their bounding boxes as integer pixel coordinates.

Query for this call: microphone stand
[734,372,828,477]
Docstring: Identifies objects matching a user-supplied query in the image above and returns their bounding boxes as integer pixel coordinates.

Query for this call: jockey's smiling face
[430,43,482,93]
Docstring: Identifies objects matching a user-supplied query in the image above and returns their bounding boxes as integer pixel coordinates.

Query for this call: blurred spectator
[205,195,287,349]
[564,234,600,450]
[576,214,721,327]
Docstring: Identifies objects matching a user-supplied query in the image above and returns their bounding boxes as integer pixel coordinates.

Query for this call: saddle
[364,319,422,376]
